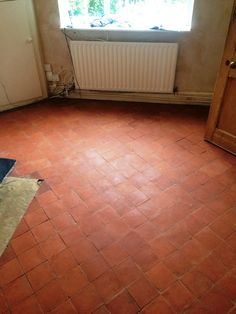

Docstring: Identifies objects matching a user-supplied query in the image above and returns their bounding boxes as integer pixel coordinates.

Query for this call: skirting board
[0,96,47,112]
[68,90,212,105]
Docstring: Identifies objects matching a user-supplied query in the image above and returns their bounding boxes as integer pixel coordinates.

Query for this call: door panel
[205,1,236,155]
[218,78,236,135]
[0,0,43,106]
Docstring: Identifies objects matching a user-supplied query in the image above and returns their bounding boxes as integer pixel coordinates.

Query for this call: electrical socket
[46,71,53,81]
[44,64,52,72]
[52,74,60,82]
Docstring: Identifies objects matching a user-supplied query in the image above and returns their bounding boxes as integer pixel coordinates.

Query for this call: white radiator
[70,41,178,93]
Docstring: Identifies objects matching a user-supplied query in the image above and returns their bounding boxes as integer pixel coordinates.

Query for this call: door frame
[205,0,236,153]
[0,0,47,112]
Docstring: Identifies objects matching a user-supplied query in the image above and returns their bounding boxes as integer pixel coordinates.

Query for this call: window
[58,0,194,31]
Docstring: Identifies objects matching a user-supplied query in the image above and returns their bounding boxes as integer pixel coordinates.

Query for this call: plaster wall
[34,0,234,93]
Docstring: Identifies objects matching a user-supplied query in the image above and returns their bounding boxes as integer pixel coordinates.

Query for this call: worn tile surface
[0,99,235,313]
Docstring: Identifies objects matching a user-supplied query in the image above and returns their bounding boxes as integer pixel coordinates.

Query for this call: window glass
[58,0,194,31]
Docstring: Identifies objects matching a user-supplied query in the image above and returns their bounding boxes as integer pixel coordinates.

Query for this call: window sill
[62,27,190,42]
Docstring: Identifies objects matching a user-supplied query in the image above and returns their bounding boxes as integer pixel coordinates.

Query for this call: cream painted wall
[34,0,234,94]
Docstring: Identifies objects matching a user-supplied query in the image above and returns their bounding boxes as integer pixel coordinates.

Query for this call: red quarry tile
[221,208,236,226]
[163,281,194,312]
[70,237,98,263]
[59,224,83,246]
[182,214,206,236]
[27,198,41,212]
[192,205,218,227]
[195,253,227,283]
[191,179,226,203]
[129,172,150,190]
[84,194,106,212]
[0,245,16,267]
[67,202,92,221]
[199,288,233,314]
[120,231,147,255]
[216,273,236,301]
[93,305,110,314]
[128,277,158,308]
[42,199,66,219]
[51,300,77,314]
[51,212,76,232]
[199,159,232,178]
[146,262,176,292]
[0,258,23,287]
[49,248,77,276]
[226,232,236,252]
[139,181,161,198]
[39,234,66,259]
[132,246,158,271]
[126,189,149,207]
[37,190,58,207]
[136,222,159,241]
[11,231,37,255]
[110,197,134,217]
[12,219,29,239]
[151,211,177,234]
[184,301,213,314]
[81,255,109,281]
[24,208,48,228]
[113,257,142,287]
[194,227,223,250]
[164,250,192,277]
[105,219,130,240]
[71,284,103,313]
[31,220,56,242]
[166,223,192,248]
[96,206,120,225]
[26,262,55,291]
[3,276,33,307]
[18,245,46,273]
[80,215,105,236]
[93,270,122,302]
[101,242,129,267]
[180,239,209,267]
[1,93,236,314]
[122,209,147,228]
[11,295,42,314]
[181,171,210,192]
[0,290,8,313]
[36,279,66,312]
[63,190,88,209]
[107,290,140,314]
[89,229,115,250]
[59,265,88,297]
[206,192,235,215]
[213,243,236,268]
[142,296,174,314]
[149,237,176,259]
[154,174,175,191]
[209,218,235,239]
[181,270,213,298]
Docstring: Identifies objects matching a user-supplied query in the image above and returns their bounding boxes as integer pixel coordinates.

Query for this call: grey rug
[0,177,41,256]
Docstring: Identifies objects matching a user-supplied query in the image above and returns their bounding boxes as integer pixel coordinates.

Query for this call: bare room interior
[0,0,235,313]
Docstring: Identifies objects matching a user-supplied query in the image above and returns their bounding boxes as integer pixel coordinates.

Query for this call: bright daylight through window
[58,0,194,31]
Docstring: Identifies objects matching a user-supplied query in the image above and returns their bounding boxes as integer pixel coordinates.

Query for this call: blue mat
[0,158,16,183]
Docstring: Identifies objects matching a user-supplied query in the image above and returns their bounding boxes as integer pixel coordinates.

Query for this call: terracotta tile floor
[0,99,235,313]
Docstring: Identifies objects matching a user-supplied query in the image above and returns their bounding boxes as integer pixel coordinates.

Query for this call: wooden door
[205,1,236,155]
[0,0,46,110]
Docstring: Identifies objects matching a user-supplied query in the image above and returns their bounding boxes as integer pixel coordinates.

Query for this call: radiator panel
[70,41,178,93]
